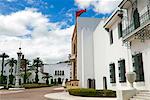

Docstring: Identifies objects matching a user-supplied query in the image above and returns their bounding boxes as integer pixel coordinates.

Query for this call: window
[58,71,60,75]
[62,71,64,75]
[133,8,140,29]
[109,63,116,83]
[73,62,76,79]
[109,30,113,44]
[55,71,57,75]
[132,53,145,82]
[118,22,122,38]
[118,59,126,82]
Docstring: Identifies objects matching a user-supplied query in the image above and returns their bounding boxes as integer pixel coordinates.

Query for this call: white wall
[105,19,130,90]
[122,0,150,90]
[77,17,101,88]
[93,19,109,89]
[131,39,150,90]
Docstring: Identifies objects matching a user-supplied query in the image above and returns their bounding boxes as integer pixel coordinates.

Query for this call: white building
[27,66,47,84]
[93,18,110,90]
[104,0,150,90]
[0,59,47,84]
[103,0,150,99]
[70,17,109,89]
[104,9,130,90]
[44,61,71,84]
[119,0,150,90]
[71,1,150,99]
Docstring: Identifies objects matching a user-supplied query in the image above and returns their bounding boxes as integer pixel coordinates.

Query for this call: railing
[122,23,134,37]
[122,10,150,38]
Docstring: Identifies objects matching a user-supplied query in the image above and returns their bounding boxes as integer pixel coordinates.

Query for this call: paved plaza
[45,92,117,100]
[0,86,117,100]
[0,86,63,100]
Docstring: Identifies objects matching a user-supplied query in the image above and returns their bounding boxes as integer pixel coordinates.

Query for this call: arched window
[133,8,140,29]
[62,71,64,75]
[55,71,57,75]
[57,70,59,75]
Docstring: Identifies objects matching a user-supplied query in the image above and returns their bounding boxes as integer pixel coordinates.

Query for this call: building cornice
[118,0,128,8]
[103,10,123,31]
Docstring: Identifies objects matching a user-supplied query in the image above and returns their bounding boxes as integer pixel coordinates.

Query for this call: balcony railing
[122,10,150,38]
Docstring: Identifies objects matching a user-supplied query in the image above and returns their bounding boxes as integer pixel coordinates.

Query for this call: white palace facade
[70,0,150,99]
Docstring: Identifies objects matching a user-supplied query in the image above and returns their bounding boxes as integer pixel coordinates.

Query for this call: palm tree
[5,58,17,84]
[20,71,32,83]
[20,56,31,84]
[0,53,9,84]
[32,57,43,83]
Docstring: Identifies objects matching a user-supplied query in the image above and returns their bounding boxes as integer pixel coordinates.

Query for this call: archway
[103,76,107,89]
[58,77,62,84]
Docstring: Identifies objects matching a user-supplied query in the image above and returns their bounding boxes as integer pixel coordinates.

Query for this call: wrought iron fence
[122,10,150,38]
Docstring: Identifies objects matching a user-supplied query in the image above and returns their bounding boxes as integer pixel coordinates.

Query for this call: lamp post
[15,48,22,88]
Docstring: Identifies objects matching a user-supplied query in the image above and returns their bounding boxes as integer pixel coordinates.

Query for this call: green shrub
[0,84,14,89]
[23,83,53,89]
[68,88,116,97]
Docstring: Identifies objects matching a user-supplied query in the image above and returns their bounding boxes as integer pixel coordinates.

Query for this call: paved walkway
[0,86,63,100]
[45,92,117,100]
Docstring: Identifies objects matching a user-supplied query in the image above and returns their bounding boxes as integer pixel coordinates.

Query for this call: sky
[0,0,122,64]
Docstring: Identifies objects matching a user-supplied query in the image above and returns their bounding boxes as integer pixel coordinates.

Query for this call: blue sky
[0,0,121,63]
[0,0,114,27]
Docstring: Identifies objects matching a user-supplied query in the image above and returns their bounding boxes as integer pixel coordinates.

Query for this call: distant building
[44,61,71,84]
[0,58,47,84]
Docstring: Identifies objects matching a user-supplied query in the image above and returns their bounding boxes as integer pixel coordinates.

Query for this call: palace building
[70,0,150,99]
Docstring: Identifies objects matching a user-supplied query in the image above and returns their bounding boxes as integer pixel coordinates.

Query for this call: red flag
[76,9,86,17]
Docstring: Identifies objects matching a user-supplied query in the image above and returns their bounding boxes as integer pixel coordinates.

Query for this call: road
[0,86,63,100]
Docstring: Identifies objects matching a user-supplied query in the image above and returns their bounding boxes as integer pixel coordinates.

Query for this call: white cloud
[75,0,121,14]
[0,8,74,63]
[75,0,93,8]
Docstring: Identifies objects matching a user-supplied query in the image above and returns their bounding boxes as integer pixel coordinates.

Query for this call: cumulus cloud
[75,0,93,8]
[74,0,121,14]
[0,8,74,63]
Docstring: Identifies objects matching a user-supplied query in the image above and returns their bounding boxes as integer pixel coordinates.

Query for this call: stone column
[15,48,22,88]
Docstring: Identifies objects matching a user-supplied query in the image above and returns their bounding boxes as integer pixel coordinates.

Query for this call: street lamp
[15,47,22,88]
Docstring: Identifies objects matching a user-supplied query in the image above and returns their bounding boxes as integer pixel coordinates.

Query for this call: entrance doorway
[87,79,95,89]
[58,77,62,84]
[103,76,107,89]
[88,79,92,88]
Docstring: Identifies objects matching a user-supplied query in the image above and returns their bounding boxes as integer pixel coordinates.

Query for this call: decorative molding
[123,41,132,49]
[134,24,150,42]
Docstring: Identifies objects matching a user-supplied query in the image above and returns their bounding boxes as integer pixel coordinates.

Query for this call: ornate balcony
[122,10,150,42]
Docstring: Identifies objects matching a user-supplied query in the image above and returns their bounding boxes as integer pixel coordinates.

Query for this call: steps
[130,90,150,100]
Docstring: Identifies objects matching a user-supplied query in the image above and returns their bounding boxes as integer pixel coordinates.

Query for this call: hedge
[68,88,116,97]
[0,83,53,89]
[23,83,53,89]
